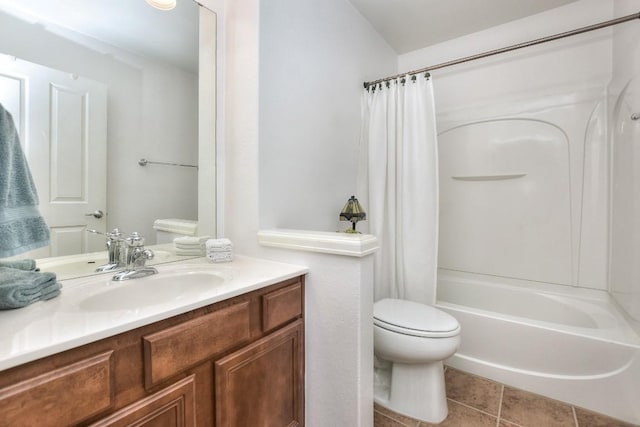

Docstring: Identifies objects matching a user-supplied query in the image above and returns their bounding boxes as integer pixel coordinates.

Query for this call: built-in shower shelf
[451,173,527,181]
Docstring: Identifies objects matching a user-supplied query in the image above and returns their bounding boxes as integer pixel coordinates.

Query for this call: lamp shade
[340,196,366,230]
[146,0,176,10]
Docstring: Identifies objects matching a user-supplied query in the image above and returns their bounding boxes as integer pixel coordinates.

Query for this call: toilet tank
[153,219,198,243]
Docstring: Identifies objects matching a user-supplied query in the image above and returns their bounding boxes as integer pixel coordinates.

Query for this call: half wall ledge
[257,229,379,257]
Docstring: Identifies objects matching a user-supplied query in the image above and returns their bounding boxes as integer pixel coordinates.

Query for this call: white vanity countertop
[0,256,308,371]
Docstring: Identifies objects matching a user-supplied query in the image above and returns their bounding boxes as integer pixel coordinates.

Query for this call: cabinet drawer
[89,375,196,427]
[262,281,302,332]
[0,351,114,426]
[143,301,251,387]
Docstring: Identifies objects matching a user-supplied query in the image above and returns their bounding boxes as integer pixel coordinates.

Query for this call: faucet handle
[107,228,124,240]
[94,228,127,272]
[112,232,158,281]
[141,248,154,261]
[126,231,145,247]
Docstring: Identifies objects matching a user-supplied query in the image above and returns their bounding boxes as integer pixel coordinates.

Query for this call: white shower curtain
[357,75,439,305]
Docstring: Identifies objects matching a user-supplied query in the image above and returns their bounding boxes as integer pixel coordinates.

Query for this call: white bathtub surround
[437,269,640,425]
[394,2,640,422]
[610,0,640,328]
[400,0,613,291]
[358,76,439,305]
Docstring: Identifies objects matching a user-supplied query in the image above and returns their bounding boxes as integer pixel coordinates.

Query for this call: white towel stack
[174,235,211,256]
[205,238,233,263]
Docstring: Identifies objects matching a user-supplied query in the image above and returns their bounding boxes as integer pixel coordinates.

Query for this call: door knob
[85,210,104,219]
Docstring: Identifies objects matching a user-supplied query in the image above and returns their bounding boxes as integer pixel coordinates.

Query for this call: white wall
[399,0,615,290]
[258,0,397,231]
[610,0,640,323]
[221,0,394,425]
[0,11,198,244]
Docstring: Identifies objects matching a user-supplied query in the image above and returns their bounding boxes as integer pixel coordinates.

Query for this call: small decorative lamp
[339,196,366,233]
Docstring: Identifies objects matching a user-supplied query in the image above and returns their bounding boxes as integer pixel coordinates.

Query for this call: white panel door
[0,55,107,257]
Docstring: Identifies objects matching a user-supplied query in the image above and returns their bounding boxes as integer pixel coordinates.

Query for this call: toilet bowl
[373,298,461,423]
[153,219,198,244]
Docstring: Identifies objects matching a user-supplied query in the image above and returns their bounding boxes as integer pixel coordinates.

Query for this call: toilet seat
[374,298,460,338]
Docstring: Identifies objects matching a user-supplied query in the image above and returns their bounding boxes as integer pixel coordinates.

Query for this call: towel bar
[452,173,527,181]
[138,158,198,169]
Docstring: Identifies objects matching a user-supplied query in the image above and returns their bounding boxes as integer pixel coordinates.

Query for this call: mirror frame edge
[197,0,225,239]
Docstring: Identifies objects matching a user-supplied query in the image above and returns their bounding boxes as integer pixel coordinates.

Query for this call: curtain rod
[364,12,640,89]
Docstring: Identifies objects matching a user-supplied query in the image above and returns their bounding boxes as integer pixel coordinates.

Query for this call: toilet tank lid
[373,298,459,334]
[153,219,198,235]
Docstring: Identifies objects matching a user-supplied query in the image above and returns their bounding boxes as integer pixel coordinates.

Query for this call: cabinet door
[215,320,304,427]
[0,351,113,427]
[89,375,196,427]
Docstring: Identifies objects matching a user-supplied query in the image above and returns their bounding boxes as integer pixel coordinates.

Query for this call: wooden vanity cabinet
[0,276,304,427]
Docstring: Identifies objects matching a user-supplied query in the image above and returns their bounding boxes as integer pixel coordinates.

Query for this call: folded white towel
[207,247,233,253]
[174,235,211,245]
[176,242,205,250]
[207,247,232,255]
[176,248,204,256]
[207,252,233,263]
[208,252,232,259]
[205,238,233,250]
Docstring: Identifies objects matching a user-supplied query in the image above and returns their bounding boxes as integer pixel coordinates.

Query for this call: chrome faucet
[94,228,126,272]
[112,232,158,281]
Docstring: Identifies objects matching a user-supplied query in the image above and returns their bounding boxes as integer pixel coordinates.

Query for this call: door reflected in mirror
[0,0,216,278]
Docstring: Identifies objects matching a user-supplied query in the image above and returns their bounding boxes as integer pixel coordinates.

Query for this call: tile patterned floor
[373,367,638,427]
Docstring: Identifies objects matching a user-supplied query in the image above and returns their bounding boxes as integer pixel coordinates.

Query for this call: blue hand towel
[0,259,37,271]
[0,267,61,309]
[0,103,50,257]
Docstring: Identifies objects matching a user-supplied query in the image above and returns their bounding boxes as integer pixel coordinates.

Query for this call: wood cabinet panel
[89,375,196,427]
[0,276,305,427]
[0,351,113,427]
[215,320,304,427]
[262,280,303,332]
[142,300,251,388]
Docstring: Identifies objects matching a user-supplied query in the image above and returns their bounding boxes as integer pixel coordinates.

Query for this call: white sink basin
[78,269,226,311]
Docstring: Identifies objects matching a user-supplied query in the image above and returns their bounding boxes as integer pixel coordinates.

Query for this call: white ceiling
[1,1,582,70]
[347,0,580,54]
[0,0,199,72]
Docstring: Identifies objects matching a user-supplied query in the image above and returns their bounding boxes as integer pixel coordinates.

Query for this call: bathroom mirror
[0,0,217,277]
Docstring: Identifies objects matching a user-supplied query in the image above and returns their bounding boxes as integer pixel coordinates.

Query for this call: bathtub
[436,270,640,425]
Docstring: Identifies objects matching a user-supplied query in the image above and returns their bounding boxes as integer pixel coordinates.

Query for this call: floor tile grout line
[376,367,634,427]
[496,384,504,427]
[447,397,500,420]
[375,409,411,427]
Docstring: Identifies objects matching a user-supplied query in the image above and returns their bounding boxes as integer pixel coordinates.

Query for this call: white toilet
[373,298,461,423]
[153,219,198,243]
